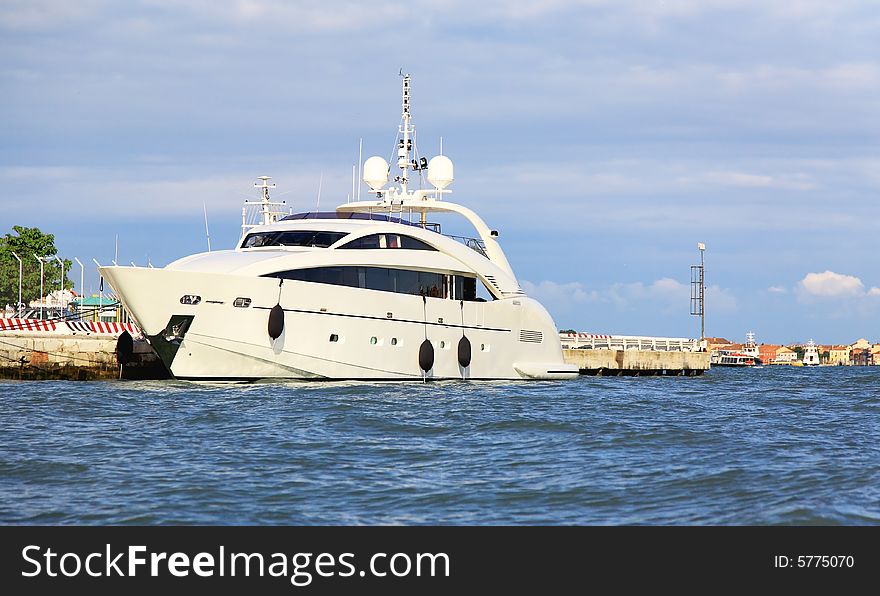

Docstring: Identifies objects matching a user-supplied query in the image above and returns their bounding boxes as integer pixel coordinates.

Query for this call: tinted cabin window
[338,234,435,251]
[241,230,348,248]
[462,277,477,301]
[265,266,479,299]
[399,236,434,250]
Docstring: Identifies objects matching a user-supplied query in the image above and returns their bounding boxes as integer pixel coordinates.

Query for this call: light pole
[53,255,65,319]
[92,259,103,322]
[10,252,22,317]
[33,254,44,320]
[698,242,706,342]
[74,257,84,320]
[690,243,706,348]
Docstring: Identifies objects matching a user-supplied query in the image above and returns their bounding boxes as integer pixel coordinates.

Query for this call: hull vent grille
[519,330,543,343]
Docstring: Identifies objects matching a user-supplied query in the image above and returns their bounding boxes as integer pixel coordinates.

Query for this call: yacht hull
[101,266,577,381]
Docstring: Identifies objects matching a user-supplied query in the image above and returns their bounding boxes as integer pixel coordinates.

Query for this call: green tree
[0,226,71,310]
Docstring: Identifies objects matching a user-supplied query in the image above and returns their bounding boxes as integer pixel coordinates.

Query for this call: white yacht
[100,75,578,381]
[802,339,821,366]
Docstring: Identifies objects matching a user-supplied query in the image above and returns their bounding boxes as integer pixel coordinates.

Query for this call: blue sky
[2,1,878,343]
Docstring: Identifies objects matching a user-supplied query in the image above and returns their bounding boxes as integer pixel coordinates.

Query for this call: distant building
[774,346,798,363]
[704,337,732,352]
[72,296,121,322]
[850,338,871,351]
[828,345,851,366]
[850,348,872,366]
[758,344,782,364]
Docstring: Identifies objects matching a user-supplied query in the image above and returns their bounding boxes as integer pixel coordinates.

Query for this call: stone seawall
[0,334,168,380]
[563,349,710,376]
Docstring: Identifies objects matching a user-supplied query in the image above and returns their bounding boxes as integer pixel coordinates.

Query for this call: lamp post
[53,255,65,320]
[10,252,22,317]
[690,243,706,349]
[698,242,705,342]
[74,257,84,320]
[33,254,44,320]
[92,259,103,322]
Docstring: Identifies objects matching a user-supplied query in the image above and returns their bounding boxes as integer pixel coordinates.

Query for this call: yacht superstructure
[100,75,578,381]
[741,331,763,364]
[802,339,821,366]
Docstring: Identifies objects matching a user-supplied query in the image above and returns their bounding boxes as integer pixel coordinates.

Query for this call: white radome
[363,155,389,191]
[427,155,454,190]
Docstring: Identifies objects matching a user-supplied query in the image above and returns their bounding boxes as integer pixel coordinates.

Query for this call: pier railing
[0,318,141,337]
[560,332,699,352]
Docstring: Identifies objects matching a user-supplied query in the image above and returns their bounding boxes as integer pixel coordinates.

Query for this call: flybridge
[338,73,516,279]
[232,74,510,274]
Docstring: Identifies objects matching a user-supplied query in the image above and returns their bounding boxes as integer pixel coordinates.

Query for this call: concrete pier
[563,348,709,376]
[0,334,167,380]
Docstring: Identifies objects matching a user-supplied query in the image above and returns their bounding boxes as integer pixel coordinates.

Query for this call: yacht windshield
[241,230,349,248]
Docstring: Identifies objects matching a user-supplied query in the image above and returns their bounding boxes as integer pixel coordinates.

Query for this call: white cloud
[520,280,600,304]
[768,285,787,294]
[606,278,688,310]
[705,284,738,313]
[522,277,736,314]
[0,0,109,29]
[679,170,816,191]
[798,270,865,298]
[0,163,349,218]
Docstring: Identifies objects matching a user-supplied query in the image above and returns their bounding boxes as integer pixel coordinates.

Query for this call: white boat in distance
[101,75,578,381]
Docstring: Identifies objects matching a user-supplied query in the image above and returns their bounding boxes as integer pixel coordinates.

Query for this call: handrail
[444,234,488,258]
[559,332,700,353]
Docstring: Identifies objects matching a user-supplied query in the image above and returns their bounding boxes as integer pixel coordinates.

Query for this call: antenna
[357,137,363,201]
[203,201,212,252]
[315,172,323,212]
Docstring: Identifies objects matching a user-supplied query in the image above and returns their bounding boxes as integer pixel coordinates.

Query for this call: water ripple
[0,366,878,524]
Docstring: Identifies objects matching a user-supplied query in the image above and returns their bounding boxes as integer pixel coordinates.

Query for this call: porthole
[180,295,201,305]
[440,340,446,349]
[233,297,251,308]
[329,334,339,343]
[391,338,398,346]
[370,336,378,345]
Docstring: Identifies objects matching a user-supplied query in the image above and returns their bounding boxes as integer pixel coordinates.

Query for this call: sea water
[1,366,878,525]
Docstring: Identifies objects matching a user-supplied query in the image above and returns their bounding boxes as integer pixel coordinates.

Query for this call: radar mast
[242,176,287,233]
[397,73,414,196]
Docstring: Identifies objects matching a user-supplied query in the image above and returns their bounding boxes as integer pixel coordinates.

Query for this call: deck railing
[444,234,488,257]
[560,332,699,352]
